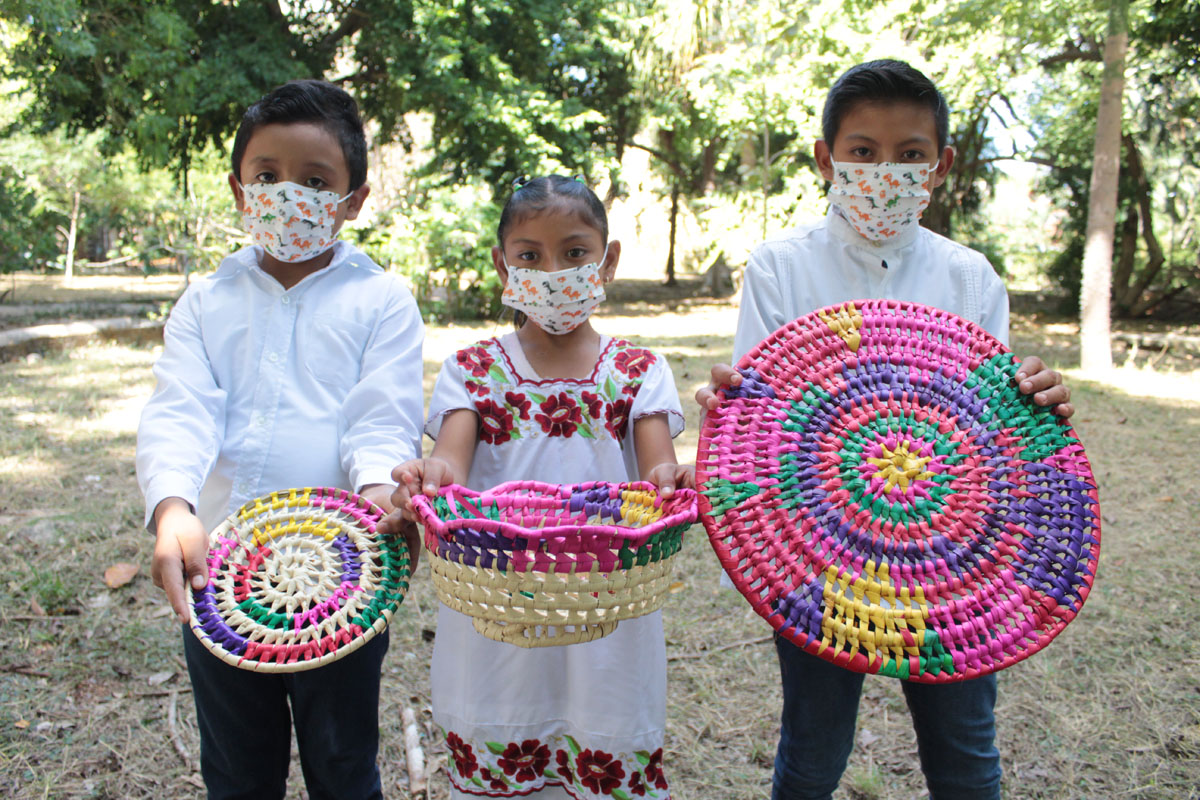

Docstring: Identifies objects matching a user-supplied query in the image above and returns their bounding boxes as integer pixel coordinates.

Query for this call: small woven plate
[189,487,411,672]
[412,480,697,647]
[697,300,1100,682]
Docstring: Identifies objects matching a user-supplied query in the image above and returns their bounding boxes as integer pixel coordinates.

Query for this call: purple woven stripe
[775,584,824,646]
[725,367,777,400]
[567,485,625,523]
[195,585,249,656]
[331,534,363,583]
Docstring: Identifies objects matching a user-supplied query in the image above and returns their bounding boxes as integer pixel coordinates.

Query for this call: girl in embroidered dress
[381,175,692,799]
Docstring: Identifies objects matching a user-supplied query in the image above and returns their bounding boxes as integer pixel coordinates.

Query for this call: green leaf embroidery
[612,789,632,800]
[544,768,559,780]
[469,776,484,787]
[509,428,523,440]
[488,364,508,384]
[635,750,651,766]
[576,424,596,439]
[529,392,547,404]
[565,734,581,756]
[603,375,618,401]
[486,741,506,755]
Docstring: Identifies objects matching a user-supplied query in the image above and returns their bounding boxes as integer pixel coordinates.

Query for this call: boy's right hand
[150,497,209,624]
[694,363,743,411]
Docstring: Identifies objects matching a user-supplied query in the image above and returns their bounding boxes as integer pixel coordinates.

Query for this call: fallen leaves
[103,562,140,589]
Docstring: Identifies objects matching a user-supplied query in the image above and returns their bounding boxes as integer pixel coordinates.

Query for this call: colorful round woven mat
[412,480,697,648]
[189,487,411,672]
[696,300,1101,682]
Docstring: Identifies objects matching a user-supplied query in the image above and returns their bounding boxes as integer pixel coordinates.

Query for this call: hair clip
[572,174,586,184]
[511,175,531,191]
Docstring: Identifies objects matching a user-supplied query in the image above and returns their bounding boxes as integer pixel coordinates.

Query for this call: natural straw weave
[697,300,1101,683]
[412,480,697,647]
[189,487,411,672]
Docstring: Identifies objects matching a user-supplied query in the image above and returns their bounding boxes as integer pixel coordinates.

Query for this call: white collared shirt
[136,241,424,532]
[733,207,1010,362]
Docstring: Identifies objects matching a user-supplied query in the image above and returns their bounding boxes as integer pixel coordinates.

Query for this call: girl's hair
[496,175,608,248]
[497,175,608,329]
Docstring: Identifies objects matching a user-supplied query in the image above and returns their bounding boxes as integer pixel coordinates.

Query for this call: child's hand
[694,363,743,411]
[645,462,696,498]
[376,512,423,567]
[150,498,210,625]
[1015,356,1074,419]
[389,457,457,516]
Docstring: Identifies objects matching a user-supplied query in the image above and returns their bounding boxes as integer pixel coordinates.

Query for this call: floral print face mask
[239,181,352,263]
[501,248,608,335]
[827,161,934,242]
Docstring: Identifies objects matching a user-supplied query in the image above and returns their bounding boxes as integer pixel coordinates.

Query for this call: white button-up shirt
[136,241,424,532]
[734,208,1010,362]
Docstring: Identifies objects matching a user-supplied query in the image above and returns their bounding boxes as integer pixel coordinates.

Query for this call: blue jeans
[183,626,389,800]
[772,636,1001,800]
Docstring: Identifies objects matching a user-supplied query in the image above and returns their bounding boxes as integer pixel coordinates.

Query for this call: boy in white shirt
[136,79,423,800]
[697,60,1074,800]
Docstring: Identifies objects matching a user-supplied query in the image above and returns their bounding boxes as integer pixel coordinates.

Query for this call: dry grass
[1,290,1198,799]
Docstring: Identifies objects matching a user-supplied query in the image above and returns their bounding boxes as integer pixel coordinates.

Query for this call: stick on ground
[402,706,426,797]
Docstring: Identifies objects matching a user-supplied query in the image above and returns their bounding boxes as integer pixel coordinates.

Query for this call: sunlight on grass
[1068,363,1200,404]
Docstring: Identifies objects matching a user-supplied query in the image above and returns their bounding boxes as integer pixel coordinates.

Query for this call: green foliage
[0,165,56,271]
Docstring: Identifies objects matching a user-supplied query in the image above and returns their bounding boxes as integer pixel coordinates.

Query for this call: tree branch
[320,4,369,52]
[1040,38,1103,67]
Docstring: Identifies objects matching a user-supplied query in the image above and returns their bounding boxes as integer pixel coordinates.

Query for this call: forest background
[0,0,1197,322]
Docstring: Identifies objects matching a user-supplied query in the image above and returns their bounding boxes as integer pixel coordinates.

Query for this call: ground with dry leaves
[1,275,1198,799]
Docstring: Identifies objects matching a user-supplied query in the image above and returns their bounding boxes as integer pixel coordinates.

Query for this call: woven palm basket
[412,480,697,647]
[189,487,412,672]
[697,300,1101,682]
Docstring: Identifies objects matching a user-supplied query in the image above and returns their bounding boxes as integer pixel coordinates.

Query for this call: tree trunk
[665,184,680,287]
[1079,0,1128,372]
[65,190,80,283]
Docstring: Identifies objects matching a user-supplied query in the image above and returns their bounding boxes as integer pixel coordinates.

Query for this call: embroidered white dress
[426,332,684,800]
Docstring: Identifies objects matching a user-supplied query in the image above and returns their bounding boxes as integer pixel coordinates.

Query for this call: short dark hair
[822,60,949,152]
[497,175,608,248]
[231,79,368,192]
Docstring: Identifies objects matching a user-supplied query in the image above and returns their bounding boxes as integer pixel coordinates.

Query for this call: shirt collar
[826,206,922,253]
[217,240,366,286]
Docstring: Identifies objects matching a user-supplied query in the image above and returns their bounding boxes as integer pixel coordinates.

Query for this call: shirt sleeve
[425,355,477,440]
[733,243,791,362]
[978,265,1011,347]
[135,286,228,532]
[630,350,685,438]
[339,277,425,491]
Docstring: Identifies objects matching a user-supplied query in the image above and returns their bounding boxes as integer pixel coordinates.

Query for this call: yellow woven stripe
[817,561,930,669]
[619,489,663,527]
[816,301,863,351]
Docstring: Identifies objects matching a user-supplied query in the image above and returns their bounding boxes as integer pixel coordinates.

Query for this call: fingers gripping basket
[697,300,1101,683]
[189,487,412,672]
[412,481,697,647]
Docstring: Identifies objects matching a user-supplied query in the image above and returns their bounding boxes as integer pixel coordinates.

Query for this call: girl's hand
[389,457,457,516]
[695,363,743,411]
[645,462,696,498]
[1015,356,1074,419]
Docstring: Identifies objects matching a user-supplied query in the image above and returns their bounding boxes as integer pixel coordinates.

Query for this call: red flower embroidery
[581,390,604,418]
[555,749,574,784]
[605,398,632,440]
[465,379,483,395]
[505,391,531,420]
[621,382,641,397]
[446,732,477,778]
[535,392,582,437]
[628,770,647,796]
[498,739,551,782]
[613,348,654,378]
[576,749,625,794]
[645,748,668,790]
[474,399,514,445]
[456,345,494,378]
[480,767,508,792]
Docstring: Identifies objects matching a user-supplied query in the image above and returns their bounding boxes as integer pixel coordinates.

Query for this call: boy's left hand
[1015,356,1074,419]
[645,463,696,498]
[358,483,397,514]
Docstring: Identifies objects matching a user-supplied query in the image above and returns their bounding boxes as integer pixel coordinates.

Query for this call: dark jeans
[182,626,389,800]
[772,636,1001,800]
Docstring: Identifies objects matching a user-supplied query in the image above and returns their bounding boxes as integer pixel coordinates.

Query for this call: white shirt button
[268,352,279,363]
[281,295,290,305]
